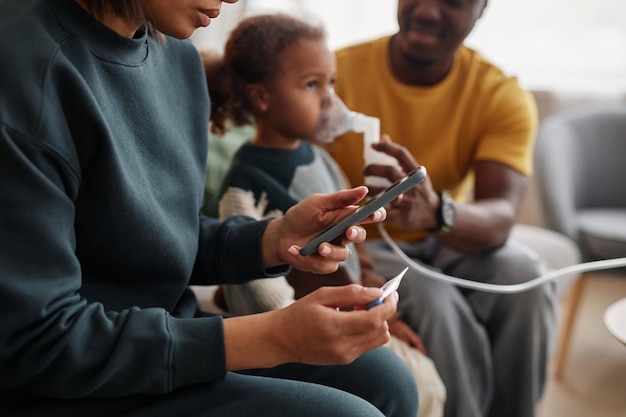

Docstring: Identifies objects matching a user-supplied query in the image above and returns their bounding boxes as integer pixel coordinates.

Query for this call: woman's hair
[80,0,142,21]
[80,0,162,40]
[204,13,326,136]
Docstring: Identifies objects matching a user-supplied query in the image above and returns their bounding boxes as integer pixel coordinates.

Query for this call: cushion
[578,208,626,259]
[510,224,582,297]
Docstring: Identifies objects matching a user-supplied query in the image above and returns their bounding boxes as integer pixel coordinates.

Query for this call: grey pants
[5,347,418,417]
[365,237,557,417]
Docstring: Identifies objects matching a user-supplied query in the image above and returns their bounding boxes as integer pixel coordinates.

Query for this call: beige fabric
[385,336,446,417]
[223,277,294,315]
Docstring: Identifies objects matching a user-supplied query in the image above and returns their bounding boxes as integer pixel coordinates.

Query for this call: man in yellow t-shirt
[329,2,556,417]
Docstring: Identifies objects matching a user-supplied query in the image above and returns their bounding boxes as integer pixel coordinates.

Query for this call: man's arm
[367,142,528,255]
[435,160,528,254]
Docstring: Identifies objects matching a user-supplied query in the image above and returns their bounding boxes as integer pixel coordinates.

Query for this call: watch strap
[428,190,454,234]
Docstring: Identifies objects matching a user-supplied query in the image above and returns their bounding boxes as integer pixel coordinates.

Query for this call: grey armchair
[534,103,626,378]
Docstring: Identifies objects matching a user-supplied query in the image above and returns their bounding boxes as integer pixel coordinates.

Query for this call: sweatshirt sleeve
[191,214,290,285]
[191,158,291,285]
[0,124,241,398]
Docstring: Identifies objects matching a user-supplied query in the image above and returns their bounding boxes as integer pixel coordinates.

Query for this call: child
[203,13,445,417]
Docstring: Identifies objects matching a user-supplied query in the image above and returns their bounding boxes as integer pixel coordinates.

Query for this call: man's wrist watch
[430,190,456,234]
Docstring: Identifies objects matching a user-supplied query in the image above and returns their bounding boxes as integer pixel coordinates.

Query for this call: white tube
[378,222,626,294]
[352,113,401,187]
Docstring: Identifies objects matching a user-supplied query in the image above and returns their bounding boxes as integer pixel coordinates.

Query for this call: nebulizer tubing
[378,222,626,294]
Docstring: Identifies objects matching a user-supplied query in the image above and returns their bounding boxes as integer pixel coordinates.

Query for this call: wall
[193,0,626,95]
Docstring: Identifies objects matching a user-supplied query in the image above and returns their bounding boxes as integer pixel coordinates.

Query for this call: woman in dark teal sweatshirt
[0,0,418,416]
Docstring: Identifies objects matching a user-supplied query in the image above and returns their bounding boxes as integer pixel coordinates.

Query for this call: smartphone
[366,267,408,309]
[299,166,427,256]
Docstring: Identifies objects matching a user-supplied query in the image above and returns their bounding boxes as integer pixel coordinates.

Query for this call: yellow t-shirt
[330,36,537,241]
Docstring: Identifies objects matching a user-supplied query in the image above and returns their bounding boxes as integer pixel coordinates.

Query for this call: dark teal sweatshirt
[0,0,285,408]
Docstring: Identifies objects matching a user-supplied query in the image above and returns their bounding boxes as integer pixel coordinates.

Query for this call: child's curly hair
[203,14,326,136]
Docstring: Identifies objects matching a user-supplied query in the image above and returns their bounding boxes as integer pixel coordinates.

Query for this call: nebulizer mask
[314,86,400,187]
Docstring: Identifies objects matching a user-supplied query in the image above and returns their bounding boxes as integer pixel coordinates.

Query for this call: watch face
[441,192,456,228]
[442,202,455,226]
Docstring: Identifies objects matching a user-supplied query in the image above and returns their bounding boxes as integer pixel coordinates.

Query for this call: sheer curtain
[192,0,626,94]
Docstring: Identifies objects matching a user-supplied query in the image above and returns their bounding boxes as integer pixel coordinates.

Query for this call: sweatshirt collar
[49,0,149,66]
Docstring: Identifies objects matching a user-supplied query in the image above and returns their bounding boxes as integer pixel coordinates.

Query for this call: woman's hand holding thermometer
[366,267,408,309]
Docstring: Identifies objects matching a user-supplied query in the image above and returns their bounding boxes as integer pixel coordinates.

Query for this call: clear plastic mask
[314,86,356,143]
[314,86,401,186]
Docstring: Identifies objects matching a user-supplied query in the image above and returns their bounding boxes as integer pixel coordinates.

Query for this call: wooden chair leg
[552,273,588,379]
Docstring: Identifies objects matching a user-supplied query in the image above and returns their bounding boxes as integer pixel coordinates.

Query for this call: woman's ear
[247,84,270,113]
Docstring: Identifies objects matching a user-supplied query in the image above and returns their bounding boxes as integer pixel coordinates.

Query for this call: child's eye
[306,80,318,90]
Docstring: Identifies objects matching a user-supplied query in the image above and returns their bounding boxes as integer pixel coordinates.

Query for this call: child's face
[263,37,336,143]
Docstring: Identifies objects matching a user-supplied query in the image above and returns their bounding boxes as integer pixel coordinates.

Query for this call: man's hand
[364,137,440,231]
